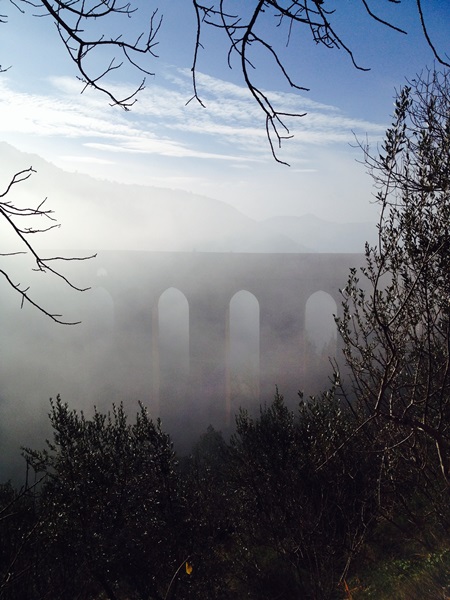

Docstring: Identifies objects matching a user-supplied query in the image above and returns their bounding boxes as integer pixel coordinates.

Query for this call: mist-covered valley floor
[0,143,365,480]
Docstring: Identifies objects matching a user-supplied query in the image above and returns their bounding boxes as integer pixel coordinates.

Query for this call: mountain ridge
[0,142,374,253]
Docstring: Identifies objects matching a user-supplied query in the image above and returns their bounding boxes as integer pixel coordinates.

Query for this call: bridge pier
[188,293,229,430]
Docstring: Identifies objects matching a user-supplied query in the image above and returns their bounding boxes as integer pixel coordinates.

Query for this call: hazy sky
[1,1,449,222]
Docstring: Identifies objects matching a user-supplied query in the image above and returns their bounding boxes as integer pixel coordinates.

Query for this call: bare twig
[1,167,95,324]
[191,1,449,162]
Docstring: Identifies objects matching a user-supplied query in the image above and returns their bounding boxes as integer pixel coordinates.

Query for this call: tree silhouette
[339,68,450,488]
[0,167,94,324]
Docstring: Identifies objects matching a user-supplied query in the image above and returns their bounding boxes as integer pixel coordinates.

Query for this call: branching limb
[11,0,162,109]
[0,167,95,324]
[191,1,449,162]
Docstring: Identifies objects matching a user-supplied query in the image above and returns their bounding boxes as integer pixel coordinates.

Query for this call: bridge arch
[305,290,337,355]
[303,290,338,393]
[150,287,190,422]
[226,290,260,423]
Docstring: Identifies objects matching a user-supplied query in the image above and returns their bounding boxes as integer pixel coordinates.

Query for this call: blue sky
[1,1,449,222]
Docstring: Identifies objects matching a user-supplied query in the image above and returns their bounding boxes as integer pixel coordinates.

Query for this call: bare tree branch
[0,167,95,324]
[191,1,450,162]
[10,0,162,109]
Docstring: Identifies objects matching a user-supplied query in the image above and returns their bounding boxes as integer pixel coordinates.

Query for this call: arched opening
[157,288,189,421]
[304,290,337,392]
[228,290,260,419]
[305,290,337,354]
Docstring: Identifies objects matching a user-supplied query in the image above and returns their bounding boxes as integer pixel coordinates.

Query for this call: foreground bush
[23,397,189,600]
[1,390,447,599]
[181,389,382,600]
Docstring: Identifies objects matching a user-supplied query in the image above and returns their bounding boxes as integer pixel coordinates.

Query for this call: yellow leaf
[185,561,193,575]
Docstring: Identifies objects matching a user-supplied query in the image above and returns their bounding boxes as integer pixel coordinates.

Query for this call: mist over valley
[1,143,370,479]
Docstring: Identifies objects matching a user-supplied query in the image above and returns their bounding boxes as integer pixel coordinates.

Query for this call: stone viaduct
[87,251,363,431]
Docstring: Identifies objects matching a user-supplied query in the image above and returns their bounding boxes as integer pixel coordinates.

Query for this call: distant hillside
[1,142,375,253]
[263,214,376,253]
[1,142,311,253]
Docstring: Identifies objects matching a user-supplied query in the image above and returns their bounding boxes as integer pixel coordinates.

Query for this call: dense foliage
[0,392,372,600]
[20,398,187,600]
[1,390,448,599]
